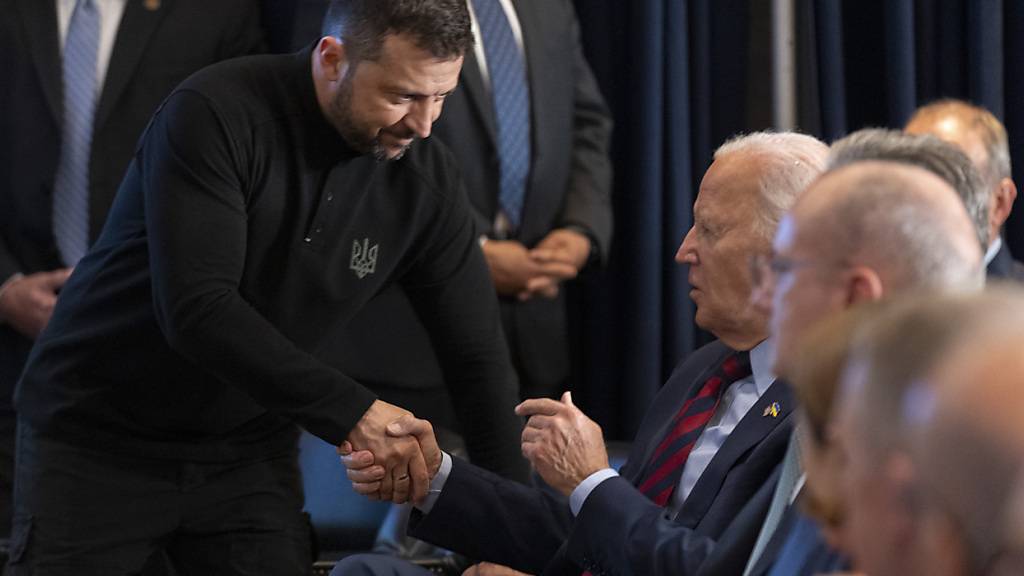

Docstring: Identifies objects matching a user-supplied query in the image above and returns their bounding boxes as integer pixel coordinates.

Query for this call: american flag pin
[763,402,781,418]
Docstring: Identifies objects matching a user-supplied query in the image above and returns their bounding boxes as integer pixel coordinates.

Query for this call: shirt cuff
[415,451,453,515]
[570,468,619,516]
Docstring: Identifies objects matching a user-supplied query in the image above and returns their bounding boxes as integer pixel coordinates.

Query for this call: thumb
[562,390,574,407]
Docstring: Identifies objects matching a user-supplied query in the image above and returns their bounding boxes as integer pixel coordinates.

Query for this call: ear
[884,452,920,545]
[315,36,349,82]
[843,266,884,305]
[990,177,1018,237]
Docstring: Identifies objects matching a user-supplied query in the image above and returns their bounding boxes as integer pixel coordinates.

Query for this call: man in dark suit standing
[905,99,1024,280]
[334,132,830,576]
[0,0,265,539]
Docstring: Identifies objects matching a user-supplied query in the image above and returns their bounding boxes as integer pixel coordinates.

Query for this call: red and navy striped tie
[636,351,752,506]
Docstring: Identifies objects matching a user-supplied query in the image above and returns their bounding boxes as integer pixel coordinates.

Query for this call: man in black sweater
[8,1,524,574]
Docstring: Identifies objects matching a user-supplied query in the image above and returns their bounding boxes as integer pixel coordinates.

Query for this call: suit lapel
[19,0,63,124]
[460,48,498,146]
[675,379,796,527]
[512,0,543,162]
[94,0,172,131]
[625,342,733,485]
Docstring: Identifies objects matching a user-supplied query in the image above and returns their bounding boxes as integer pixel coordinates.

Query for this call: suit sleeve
[402,159,529,482]
[409,457,574,573]
[142,90,375,446]
[565,477,720,575]
[557,1,614,263]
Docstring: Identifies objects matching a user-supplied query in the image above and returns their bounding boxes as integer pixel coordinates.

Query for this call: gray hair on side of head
[827,128,989,251]
[714,131,830,241]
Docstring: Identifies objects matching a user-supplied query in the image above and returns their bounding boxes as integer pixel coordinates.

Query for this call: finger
[533,261,578,279]
[336,441,354,455]
[387,415,431,438]
[520,426,547,444]
[523,414,558,431]
[516,289,533,302]
[407,444,430,505]
[400,418,439,469]
[524,276,557,294]
[391,466,412,505]
[379,465,395,501]
[339,450,374,469]
[346,465,385,483]
[351,480,383,497]
[44,268,73,290]
[515,397,566,417]
[535,283,559,300]
[461,565,479,576]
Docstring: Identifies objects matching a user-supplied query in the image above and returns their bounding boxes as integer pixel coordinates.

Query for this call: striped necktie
[53,0,100,267]
[470,0,531,230]
[637,351,753,506]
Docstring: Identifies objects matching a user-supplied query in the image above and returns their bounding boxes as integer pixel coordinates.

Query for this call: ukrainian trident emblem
[349,238,378,279]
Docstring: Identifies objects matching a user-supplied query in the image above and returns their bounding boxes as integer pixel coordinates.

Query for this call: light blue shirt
[570,338,777,516]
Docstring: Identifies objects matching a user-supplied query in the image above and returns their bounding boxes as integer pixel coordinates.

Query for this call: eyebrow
[383,84,457,98]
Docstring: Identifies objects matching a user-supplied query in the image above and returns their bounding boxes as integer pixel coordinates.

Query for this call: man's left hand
[516,391,609,496]
[529,228,591,272]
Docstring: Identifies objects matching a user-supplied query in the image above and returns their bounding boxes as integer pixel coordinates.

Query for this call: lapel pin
[144,0,161,11]
[763,401,781,418]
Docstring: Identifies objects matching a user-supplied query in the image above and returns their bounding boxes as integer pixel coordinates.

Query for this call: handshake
[341,392,612,504]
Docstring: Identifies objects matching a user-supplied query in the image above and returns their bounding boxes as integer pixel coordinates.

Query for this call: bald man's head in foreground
[907,287,1024,576]
[767,160,983,380]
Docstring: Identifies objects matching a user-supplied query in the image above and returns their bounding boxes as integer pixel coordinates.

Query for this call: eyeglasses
[748,253,847,292]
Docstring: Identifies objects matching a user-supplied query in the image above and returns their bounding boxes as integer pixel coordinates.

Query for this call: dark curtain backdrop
[570,0,1024,440]
[799,0,1024,251]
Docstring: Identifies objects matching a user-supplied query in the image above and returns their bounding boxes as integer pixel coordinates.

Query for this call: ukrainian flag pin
[763,402,781,418]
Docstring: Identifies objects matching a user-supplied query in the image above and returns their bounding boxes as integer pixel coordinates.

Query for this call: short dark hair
[322,0,473,62]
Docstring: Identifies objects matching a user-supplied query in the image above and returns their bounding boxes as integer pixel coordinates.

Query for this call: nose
[676,227,697,264]
[406,99,437,140]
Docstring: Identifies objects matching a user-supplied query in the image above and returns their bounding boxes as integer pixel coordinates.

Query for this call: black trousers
[6,423,312,576]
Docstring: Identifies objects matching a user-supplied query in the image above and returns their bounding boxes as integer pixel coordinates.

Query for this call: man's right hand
[339,414,442,505]
[344,400,427,504]
[0,269,72,338]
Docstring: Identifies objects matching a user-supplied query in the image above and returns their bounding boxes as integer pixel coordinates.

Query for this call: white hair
[714,131,830,240]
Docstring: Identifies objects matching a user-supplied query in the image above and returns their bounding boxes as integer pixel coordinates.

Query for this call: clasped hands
[342,391,609,505]
[484,228,591,301]
[340,399,442,505]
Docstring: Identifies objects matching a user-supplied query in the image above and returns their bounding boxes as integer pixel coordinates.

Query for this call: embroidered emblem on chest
[350,238,379,279]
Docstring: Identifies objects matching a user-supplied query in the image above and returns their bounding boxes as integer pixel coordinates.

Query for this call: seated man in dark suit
[334,131,829,576]
[905,99,1024,280]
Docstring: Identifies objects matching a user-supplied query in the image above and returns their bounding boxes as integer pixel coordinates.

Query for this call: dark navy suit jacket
[410,340,795,575]
[987,242,1024,281]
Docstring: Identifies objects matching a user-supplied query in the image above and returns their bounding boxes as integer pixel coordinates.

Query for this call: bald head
[835,290,1011,576]
[906,100,1017,246]
[794,161,982,293]
[910,288,1024,574]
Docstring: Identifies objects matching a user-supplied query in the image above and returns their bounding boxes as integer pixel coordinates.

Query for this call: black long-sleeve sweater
[15,48,525,479]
